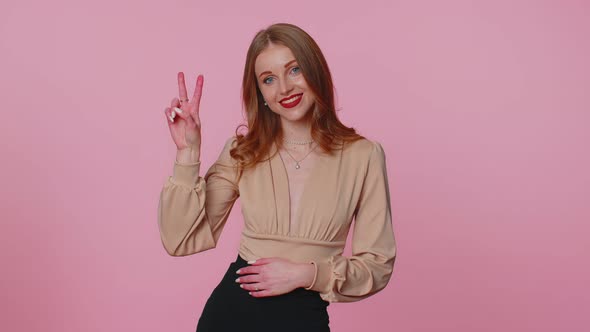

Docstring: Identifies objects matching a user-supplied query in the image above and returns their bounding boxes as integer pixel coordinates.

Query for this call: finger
[177,72,189,102]
[172,106,187,120]
[170,98,189,122]
[249,258,272,266]
[170,97,181,108]
[236,266,259,275]
[240,282,264,291]
[164,107,175,124]
[170,105,196,128]
[191,74,204,111]
[249,289,273,297]
[236,275,260,284]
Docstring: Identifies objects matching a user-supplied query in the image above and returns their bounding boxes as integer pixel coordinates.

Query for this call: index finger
[236,265,259,275]
[177,72,188,101]
[191,74,204,107]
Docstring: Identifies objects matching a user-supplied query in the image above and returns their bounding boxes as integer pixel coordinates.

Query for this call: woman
[158,23,396,332]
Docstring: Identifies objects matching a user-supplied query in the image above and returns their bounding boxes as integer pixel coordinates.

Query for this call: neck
[280,118,312,142]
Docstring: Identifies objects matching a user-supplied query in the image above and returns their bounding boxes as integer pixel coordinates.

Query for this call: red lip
[279,93,303,109]
[279,93,303,103]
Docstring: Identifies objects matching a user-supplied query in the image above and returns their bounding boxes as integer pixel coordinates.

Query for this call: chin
[283,114,308,123]
[281,105,314,122]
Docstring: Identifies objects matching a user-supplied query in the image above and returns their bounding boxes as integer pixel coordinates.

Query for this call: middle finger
[236,274,260,284]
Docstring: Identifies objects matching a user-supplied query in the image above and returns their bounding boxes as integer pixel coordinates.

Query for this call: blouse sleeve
[157,137,240,256]
[305,141,397,303]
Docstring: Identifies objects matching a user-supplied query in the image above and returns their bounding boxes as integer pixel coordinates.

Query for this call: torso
[277,144,321,231]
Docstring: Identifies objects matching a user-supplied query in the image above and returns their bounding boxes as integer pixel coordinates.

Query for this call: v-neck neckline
[270,141,325,236]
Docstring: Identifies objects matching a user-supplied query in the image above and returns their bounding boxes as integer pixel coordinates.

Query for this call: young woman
[158,23,397,332]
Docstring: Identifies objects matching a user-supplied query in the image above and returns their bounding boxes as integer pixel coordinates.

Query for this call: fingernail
[174,107,183,113]
[236,269,241,274]
[235,278,240,283]
[240,285,244,288]
[168,115,174,122]
[248,260,256,264]
[171,111,176,119]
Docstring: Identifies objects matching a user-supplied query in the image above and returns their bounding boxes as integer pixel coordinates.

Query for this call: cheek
[259,86,275,101]
[293,76,310,90]
[306,96,318,111]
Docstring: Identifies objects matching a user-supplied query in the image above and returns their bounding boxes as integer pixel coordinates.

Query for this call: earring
[263,101,268,106]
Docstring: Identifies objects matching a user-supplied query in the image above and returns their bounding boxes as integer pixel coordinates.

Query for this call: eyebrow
[258,59,298,78]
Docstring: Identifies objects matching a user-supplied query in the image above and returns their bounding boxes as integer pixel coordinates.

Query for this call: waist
[239,228,345,263]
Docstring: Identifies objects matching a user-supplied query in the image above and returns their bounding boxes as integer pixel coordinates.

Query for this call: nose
[278,76,294,95]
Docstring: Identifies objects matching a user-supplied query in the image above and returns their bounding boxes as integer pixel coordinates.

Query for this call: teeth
[281,94,301,104]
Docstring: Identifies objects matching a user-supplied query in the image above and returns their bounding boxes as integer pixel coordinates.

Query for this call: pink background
[1,0,589,331]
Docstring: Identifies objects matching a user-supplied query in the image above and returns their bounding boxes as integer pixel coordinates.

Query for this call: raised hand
[164,72,204,160]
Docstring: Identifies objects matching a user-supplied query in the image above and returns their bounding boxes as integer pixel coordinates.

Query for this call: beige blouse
[157,136,397,303]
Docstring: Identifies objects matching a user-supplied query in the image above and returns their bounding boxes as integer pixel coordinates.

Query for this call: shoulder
[214,135,239,166]
[223,135,239,150]
[343,137,386,162]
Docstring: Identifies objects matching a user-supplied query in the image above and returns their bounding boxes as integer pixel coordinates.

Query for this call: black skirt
[196,254,331,332]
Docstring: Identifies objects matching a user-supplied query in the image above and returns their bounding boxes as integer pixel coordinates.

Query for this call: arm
[157,137,240,256]
[305,141,397,302]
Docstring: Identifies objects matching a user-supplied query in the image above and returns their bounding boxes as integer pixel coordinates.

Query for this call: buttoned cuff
[170,160,201,188]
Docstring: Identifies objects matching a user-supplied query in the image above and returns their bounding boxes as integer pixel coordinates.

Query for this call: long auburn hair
[231,23,363,170]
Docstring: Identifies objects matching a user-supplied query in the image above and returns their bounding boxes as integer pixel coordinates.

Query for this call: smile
[279,93,303,108]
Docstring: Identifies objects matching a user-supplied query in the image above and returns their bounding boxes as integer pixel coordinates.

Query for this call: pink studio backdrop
[1,0,588,331]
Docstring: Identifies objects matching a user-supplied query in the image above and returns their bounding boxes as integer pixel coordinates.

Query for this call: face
[254,43,315,125]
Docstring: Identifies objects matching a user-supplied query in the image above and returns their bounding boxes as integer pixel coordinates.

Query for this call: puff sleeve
[305,141,397,302]
[157,137,240,256]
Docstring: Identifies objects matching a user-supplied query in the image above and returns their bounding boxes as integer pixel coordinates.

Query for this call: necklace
[282,143,318,170]
[283,137,314,145]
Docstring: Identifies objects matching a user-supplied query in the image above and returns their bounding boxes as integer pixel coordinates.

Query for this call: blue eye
[291,66,301,74]
[263,76,274,84]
